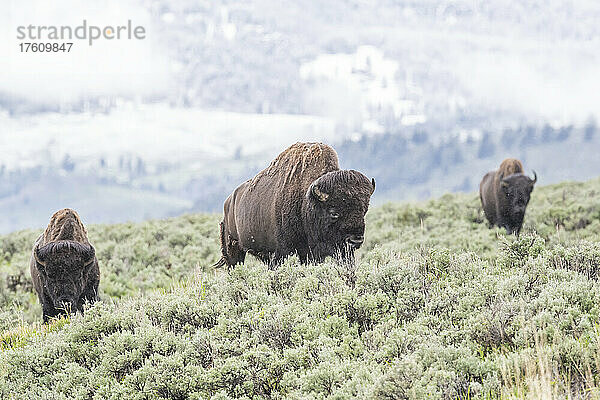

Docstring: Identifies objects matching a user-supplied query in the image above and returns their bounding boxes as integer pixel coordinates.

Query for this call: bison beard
[30,209,100,322]
[217,142,375,268]
[480,159,537,235]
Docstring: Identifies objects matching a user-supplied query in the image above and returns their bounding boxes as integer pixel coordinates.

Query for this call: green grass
[2,178,600,398]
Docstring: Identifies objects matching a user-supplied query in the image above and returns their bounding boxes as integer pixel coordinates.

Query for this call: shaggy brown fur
[30,209,100,322]
[480,159,536,235]
[249,142,340,189]
[493,158,524,187]
[217,142,375,267]
[42,208,90,244]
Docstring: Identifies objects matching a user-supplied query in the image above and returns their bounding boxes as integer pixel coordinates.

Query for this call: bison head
[34,241,96,313]
[499,171,537,233]
[303,170,375,262]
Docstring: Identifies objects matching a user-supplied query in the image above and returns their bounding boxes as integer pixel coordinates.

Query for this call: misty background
[1,0,599,233]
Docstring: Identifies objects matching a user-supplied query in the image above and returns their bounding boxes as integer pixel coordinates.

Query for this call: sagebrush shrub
[3,179,600,398]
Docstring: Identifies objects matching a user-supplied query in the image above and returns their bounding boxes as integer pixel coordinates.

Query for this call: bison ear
[83,245,96,265]
[311,184,329,202]
[34,245,47,267]
[371,178,376,194]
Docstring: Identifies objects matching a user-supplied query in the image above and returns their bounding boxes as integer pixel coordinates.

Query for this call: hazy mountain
[1,0,599,232]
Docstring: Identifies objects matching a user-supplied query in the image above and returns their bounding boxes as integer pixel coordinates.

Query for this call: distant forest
[337,119,598,197]
[0,118,597,233]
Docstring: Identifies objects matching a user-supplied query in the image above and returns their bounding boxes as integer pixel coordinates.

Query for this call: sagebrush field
[2,178,600,399]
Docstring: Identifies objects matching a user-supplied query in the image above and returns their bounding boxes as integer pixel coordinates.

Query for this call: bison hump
[249,142,340,191]
[498,158,524,177]
[43,208,89,244]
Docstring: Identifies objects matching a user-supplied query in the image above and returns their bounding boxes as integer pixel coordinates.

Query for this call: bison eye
[329,210,339,221]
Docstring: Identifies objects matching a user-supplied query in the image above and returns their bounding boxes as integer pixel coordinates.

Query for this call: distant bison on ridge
[479,158,537,235]
[216,142,375,267]
[30,208,100,322]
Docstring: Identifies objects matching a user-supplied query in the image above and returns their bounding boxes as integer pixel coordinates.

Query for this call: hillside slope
[2,178,600,398]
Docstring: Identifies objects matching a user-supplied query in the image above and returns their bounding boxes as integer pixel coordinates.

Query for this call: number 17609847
[19,42,73,52]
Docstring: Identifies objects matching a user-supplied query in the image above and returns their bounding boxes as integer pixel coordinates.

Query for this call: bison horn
[311,184,329,202]
[34,245,47,267]
[371,178,376,194]
[532,170,537,184]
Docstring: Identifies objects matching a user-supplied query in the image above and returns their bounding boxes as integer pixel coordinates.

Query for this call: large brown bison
[216,142,375,267]
[480,158,537,234]
[30,208,100,322]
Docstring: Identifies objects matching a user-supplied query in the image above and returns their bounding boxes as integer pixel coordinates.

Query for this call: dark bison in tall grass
[480,158,537,235]
[216,142,375,267]
[30,208,100,322]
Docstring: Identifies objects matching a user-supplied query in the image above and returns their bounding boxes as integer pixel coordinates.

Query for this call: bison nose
[346,235,364,248]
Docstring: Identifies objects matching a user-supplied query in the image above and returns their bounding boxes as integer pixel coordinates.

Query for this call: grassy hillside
[2,178,600,398]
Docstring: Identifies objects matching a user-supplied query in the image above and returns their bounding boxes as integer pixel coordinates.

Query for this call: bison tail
[214,220,229,269]
[213,257,227,268]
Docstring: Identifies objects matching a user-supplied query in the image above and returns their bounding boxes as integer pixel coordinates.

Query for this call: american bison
[30,208,100,322]
[480,158,537,234]
[216,142,375,267]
